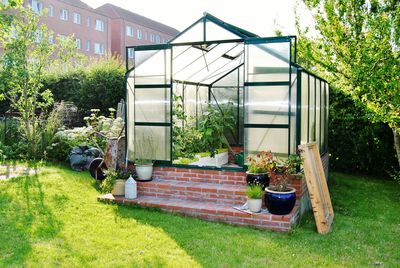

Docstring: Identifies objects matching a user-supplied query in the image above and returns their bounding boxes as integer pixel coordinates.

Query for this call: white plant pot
[135,164,153,181]
[247,198,262,213]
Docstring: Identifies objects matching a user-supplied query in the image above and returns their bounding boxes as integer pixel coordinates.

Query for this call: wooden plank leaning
[299,142,334,234]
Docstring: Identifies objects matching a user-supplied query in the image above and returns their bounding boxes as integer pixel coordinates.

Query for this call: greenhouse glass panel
[321,81,326,152]
[300,72,309,144]
[135,87,170,123]
[246,42,290,82]
[309,76,315,142]
[290,66,297,154]
[315,78,321,150]
[134,126,171,161]
[126,75,135,161]
[245,128,289,157]
[205,19,242,41]
[171,20,204,43]
[245,86,289,125]
[325,83,329,152]
[135,49,171,84]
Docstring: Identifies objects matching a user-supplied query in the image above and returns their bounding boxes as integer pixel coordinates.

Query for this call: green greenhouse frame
[125,13,329,171]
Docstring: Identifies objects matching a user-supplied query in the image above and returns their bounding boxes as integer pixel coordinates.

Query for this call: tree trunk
[393,126,400,168]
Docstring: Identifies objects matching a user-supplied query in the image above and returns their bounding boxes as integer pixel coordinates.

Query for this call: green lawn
[0,164,399,267]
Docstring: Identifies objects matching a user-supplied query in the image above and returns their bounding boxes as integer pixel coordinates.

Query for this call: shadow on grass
[0,166,62,266]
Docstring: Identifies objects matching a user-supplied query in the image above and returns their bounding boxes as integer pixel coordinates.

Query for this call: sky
[81,0,315,37]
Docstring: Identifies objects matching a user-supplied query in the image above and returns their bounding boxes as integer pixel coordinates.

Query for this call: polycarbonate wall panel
[300,72,309,144]
[184,84,197,119]
[321,82,326,151]
[290,68,297,154]
[245,86,289,125]
[315,79,321,150]
[246,42,290,82]
[127,75,135,161]
[245,128,289,156]
[197,86,209,117]
[134,126,171,161]
[205,19,240,41]
[309,76,315,141]
[135,49,171,84]
[211,68,241,144]
[135,88,170,123]
[325,84,329,152]
[171,20,204,43]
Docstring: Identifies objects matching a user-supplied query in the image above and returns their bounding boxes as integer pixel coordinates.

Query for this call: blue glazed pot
[265,187,296,215]
[246,172,269,190]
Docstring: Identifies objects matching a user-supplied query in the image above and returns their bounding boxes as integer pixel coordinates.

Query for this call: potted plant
[265,150,303,215]
[134,134,156,181]
[246,150,276,189]
[100,168,131,195]
[245,184,264,213]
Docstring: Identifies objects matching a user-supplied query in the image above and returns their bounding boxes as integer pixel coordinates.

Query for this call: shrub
[44,57,125,115]
[329,89,398,176]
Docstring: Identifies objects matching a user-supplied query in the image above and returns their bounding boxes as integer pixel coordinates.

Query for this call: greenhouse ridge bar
[125,13,329,171]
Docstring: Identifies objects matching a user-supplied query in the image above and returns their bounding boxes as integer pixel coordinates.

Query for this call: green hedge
[43,58,125,114]
[328,88,398,176]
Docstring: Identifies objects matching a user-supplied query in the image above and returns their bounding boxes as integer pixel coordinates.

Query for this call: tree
[296,0,400,168]
[0,4,80,158]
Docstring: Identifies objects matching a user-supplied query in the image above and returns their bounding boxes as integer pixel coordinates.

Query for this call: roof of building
[96,3,179,36]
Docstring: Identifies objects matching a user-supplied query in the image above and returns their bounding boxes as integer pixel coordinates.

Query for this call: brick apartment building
[24,0,111,58]
[96,4,179,62]
[11,0,179,60]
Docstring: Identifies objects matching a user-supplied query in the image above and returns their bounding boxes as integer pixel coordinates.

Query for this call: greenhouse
[126,13,329,170]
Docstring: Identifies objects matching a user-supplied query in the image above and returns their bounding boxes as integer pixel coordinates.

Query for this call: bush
[329,88,398,176]
[43,57,125,115]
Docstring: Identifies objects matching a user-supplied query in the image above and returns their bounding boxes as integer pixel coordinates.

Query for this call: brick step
[137,179,247,205]
[98,194,300,232]
[153,167,247,186]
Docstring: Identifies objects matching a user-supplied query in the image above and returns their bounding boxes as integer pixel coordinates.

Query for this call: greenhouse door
[244,38,293,159]
[127,46,172,163]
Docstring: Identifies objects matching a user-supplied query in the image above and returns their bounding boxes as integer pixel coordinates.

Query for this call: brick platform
[98,166,308,232]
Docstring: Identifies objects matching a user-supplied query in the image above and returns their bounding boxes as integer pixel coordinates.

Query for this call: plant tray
[191,152,229,167]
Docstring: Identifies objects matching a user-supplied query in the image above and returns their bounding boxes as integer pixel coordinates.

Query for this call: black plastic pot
[246,172,269,189]
[265,187,296,215]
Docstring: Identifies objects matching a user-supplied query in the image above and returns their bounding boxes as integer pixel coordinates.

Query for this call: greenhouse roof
[127,13,297,86]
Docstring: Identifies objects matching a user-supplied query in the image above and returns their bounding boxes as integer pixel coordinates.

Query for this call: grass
[0,164,399,267]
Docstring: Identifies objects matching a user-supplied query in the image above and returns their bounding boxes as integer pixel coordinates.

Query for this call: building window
[126,26,134,37]
[137,29,142,39]
[60,9,68,21]
[94,42,105,55]
[48,4,53,16]
[150,33,154,42]
[73,13,81,24]
[155,35,160,43]
[59,34,66,41]
[86,16,90,27]
[30,0,43,14]
[95,19,104,32]
[86,40,90,51]
[75,38,81,49]
[144,32,148,40]
[48,34,54,44]
[2,0,8,4]
[127,48,134,59]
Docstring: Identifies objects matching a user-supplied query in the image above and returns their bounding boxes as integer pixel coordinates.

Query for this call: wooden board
[299,142,334,234]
